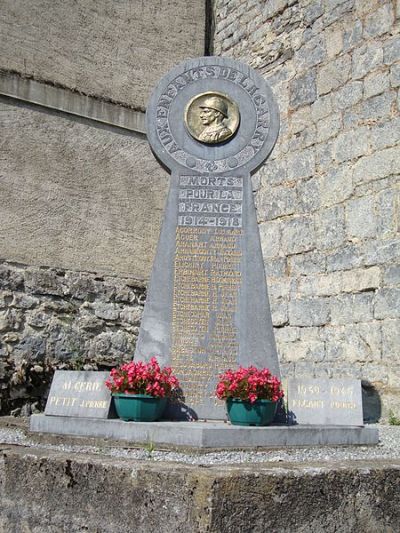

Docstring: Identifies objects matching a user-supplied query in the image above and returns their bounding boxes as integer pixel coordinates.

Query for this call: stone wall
[214,0,400,415]
[0,262,145,415]
[1,0,399,418]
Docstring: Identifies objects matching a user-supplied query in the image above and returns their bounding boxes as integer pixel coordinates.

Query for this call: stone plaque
[45,371,114,419]
[287,379,363,426]
[136,56,281,420]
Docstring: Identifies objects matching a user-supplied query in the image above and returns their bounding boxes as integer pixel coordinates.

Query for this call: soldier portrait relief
[185,91,240,145]
[198,95,232,143]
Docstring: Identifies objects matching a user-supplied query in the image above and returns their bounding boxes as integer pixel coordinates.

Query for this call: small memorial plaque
[287,378,363,426]
[45,371,114,419]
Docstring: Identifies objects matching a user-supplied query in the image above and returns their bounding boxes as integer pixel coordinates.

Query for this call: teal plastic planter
[226,398,277,426]
[112,394,167,422]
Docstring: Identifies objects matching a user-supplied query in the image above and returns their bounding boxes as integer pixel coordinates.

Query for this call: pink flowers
[215,366,284,404]
[105,357,180,398]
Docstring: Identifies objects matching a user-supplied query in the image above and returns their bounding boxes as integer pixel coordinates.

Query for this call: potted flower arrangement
[105,357,180,422]
[215,366,284,426]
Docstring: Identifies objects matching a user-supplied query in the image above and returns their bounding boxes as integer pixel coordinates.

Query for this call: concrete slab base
[30,414,379,449]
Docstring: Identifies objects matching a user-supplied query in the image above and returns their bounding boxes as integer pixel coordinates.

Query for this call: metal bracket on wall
[0,71,146,135]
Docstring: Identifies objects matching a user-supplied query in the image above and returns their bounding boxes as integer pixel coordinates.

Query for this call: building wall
[0,101,169,279]
[0,0,206,413]
[1,0,399,418]
[1,0,206,110]
[214,0,400,416]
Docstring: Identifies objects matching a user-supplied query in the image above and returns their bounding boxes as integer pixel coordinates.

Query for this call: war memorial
[29,56,377,448]
[0,1,399,531]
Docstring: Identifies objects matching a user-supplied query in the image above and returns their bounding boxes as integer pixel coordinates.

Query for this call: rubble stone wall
[0,262,145,415]
[214,0,400,416]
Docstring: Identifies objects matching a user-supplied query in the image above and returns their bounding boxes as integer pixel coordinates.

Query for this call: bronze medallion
[185,91,240,144]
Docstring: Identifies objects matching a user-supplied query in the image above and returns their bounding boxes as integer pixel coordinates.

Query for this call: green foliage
[388,410,400,426]
[144,440,155,456]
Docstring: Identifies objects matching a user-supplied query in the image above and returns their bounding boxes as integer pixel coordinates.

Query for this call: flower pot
[226,398,277,426]
[112,394,167,422]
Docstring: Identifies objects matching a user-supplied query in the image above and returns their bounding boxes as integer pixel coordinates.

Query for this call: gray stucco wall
[0,99,168,279]
[0,0,206,110]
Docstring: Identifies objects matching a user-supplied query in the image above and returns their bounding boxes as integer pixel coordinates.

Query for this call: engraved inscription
[287,378,363,425]
[178,175,243,229]
[45,371,112,419]
[155,64,272,172]
[171,175,244,407]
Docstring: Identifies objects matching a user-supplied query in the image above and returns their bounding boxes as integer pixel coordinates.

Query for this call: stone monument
[29,57,379,448]
[135,56,281,420]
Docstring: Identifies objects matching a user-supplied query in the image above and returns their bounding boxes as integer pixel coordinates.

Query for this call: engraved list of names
[171,175,243,408]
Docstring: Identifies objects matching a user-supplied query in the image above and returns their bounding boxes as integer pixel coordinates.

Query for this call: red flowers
[105,357,180,398]
[216,366,284,404]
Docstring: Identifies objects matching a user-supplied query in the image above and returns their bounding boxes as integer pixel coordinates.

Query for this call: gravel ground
[0,422,399,465]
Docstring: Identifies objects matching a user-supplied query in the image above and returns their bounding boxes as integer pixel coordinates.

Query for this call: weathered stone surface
[297,177,321,213]
[311,93,332,121]
[2,444,399,533]
[352,146,399,184]
[383,265,400,286]
[299,267,380,296]
[259,220,282,260]
[364,71,390,98]
[320,164,353,206]
[287,149,316,180]
[332,80,363,110]
[364,3,394,38]
[352,42,383,79]
[281,216,315,254]
[289,70,318,109]
[0,262,145,414]
[316,205,345,249]
[390,63,400,87]
[374,288,400,319]
[0,101,168,280]
[317,113,342,141]
[330,293,374,325]
[325,322,381,363]
[345,92,395,125]
[334,128,369,163]
[382,319,400,361]
[0,0,205,110]
[369,118,400,151]
[343,18,363,51]
[317,54,351,95]
[289,251,326,275]
[346,196,377,239]
[289,298,330,327]
[256,185,297,221]
[383,36,400,65]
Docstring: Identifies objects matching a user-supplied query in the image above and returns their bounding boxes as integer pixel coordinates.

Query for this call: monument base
[30,414,378,449]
